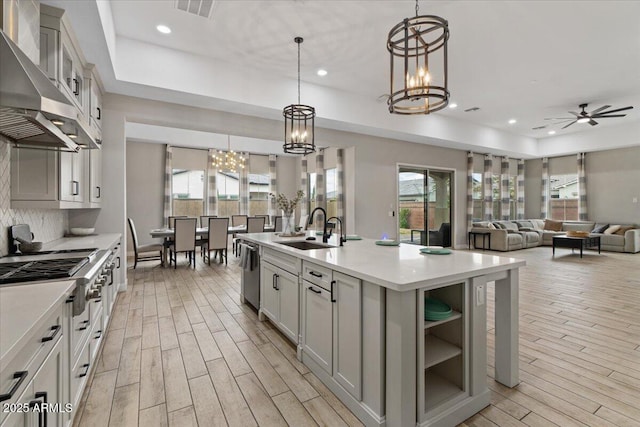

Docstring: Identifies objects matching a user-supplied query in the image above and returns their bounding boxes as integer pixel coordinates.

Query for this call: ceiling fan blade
[588,105,611,115]
[544,117,573,120]
[562,120,577,129]
[532,125,547,130]
[592,114,627,118]
[596,106,633,115]
[568,111,581,117]
[588,119,598,126]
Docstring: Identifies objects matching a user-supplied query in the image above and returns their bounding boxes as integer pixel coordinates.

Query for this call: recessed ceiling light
[548,130,556,135]
[67,133,77,139]
[448,103,457,109]
[317,69,327,77]
[508,119,517,124]
[156,25,171,34]
[51,119,65,126]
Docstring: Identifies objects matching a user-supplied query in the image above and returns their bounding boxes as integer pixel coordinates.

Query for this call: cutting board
[9,224,33,253]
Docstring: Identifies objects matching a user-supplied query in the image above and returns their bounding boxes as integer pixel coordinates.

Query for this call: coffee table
[552,235,601,258]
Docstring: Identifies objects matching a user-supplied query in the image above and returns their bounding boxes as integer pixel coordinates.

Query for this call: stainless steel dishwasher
[240,242,260,310]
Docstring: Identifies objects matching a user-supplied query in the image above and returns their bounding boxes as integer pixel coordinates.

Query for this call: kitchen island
[239,232,525,427]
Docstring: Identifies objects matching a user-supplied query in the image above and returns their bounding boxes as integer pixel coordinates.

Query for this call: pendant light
[283,37,316,154]
[212,135,245,173]
[387,0,450,115]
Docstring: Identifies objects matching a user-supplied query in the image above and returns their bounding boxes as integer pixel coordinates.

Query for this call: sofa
[470,219,640,253]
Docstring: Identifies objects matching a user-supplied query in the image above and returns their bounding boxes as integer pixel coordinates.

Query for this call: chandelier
[387,0,450,115]
[283,37,316,154]
[212,135,245,173]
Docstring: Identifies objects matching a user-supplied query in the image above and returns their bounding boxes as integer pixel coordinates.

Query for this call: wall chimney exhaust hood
[0,31,99,152]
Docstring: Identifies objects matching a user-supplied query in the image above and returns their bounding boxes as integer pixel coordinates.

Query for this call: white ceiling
[42,0,640,155]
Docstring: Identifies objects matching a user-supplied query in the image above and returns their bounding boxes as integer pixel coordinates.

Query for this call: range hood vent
[0,31,98,151]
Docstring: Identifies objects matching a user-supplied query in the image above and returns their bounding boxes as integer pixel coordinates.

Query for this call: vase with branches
[270,190,305,234]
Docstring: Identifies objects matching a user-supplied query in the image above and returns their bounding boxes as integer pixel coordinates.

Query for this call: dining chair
[204,217,229,265]
[168,215,188,228]
[274,216,283,232]
[200,215,217,227]
[168,218,197,268]
[247,216,266,233]
[298,214,309,231]
[231,215,248,255]
[128,218,163,268]
[254,214,270,226]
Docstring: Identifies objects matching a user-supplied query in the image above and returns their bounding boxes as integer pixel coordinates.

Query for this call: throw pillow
[487,222,496,229]
[517,220,533,229]
[615,225,635,235]
[604,225,621,235]
[591,223,610,234]
[493,222,505,229]
[543,219,563,231]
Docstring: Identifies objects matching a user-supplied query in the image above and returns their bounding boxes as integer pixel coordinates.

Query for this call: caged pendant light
[283,37,316,155]
[212,135,245,173]
[387,0,450,115]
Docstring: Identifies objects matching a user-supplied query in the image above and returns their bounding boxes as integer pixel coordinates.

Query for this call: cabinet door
[89,77,103,131]
[59,152,75,201]
[302,281,333,374]
[260,262,280,323]
[61,44,74,101]
[0,381,33,427]
[333,272,362,400]
[10,148,57,201]
[32,338,64,427]
[276,268,299,343]
[39,26,58,81]
[89,149,102,203]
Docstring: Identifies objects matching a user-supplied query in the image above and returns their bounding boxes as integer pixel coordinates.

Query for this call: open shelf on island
[424,335,462,368]
[424,310,462,329]
[424,370,465,411]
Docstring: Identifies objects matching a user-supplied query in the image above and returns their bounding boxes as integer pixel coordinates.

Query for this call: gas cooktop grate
[0,257,89,285]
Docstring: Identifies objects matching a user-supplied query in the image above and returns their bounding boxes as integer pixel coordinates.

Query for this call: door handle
[330,280,336,303]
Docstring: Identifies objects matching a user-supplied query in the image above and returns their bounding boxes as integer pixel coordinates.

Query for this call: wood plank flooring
[74,246,640,426]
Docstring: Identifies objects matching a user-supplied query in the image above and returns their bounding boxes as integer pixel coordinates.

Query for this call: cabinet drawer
[263,247,301,274]
[89,296,103,326]
[71,305,91,362]
[70,346,90,409]
[302,261,332,290]
[89,307,104,362]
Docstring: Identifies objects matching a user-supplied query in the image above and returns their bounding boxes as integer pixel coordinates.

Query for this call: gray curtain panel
[240,153,250,215]
[207,149,218,216]
[541,157,549,219]
[483,154,493,221]
[466,151,474,234]
[163,145,173,227]
[268,154,277,222]
[578,153,588,220]
[316,149,326,221]
[300,157,308,217]
[500,156,510,220]
[337,148,344,220]
[516,159,525,220]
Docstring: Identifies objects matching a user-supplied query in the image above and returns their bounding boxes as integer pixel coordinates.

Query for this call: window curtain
[268,154,277,222]
[336,148,344,219]
[500,156,510,220]
[163,145,172,227]
[541,157,549,219]
[206,149,218,216]
[466,151,474,234]
[316,149,326,222]
[300,157,308,217]
[239,153,250,215]
[578,153,587,220]
[516,159,525,220]
[483,154,493,221]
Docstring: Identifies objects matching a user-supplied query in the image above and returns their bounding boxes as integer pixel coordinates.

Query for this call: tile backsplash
[0,137,67,256]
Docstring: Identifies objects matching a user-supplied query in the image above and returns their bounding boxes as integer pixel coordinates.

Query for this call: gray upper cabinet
[39,26,58,82]
[88,70,103,137]
[88,149,102,205]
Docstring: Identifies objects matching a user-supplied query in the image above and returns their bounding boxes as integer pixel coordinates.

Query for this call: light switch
[476,284,485,306]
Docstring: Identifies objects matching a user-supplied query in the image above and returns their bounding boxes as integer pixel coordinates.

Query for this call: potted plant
[270,190,305,235]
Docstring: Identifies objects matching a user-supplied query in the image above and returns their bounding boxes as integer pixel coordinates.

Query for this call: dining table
[149,225,275,265]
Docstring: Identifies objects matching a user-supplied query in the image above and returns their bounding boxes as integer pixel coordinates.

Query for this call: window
[172,169,204,217]
[249,173,269,216]
[471,172,483,220]
[308,172,317,213]
[326,168,337,218]
[549,174,578,220]
[217,172,239,217]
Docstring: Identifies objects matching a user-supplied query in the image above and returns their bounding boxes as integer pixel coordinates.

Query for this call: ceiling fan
[543,103,634,129]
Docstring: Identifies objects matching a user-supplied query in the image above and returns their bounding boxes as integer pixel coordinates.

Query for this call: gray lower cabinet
[302,280,333,373]
[260,261,299,343]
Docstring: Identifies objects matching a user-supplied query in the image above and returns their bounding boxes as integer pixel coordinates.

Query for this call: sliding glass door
[398,167,452,247]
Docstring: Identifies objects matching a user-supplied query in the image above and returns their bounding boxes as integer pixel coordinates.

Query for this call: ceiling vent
[175,0,215,18]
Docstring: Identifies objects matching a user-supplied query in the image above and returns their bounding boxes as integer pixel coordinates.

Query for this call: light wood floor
[73,246,640,427]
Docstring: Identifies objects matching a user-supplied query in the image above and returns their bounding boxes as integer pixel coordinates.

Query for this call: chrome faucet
[327,216,346,247]
[308,207,330,243]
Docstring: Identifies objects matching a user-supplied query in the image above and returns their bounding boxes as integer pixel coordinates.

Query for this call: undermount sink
[277,241,336,250]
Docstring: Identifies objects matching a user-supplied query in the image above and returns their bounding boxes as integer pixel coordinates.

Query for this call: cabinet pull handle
[0,371,28,402]
[96,186,101,198]
[73,78,79,95]
[117,256,121,269]
[97,107,101,120]
[95,330,102,339]
[35,391,48,427]
[330,280,336,303]
[272,273,276,289]
[41,325,61,343]
[66,295,75,304]
[79,363,90,378]
[275,274,280,291]
[72,180,79,196]
[78,320,90,331]
[308,286,321,294]
[309,271,322,278]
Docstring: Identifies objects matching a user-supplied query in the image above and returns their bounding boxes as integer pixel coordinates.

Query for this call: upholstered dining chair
[200,215,217,227]
[128,218,163,269]
[274,216,283,232]
[231,215,248,256]
[168,218,197,268]
[204,217,229,265]
[254,214,270,226]
[247,216,266,233]
[168,215,188,228]
[298,214,309,231]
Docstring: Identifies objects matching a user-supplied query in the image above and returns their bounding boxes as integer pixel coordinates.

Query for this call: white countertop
[239,233,526,291]
[43,233,121,251]
[0,280,75,367]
